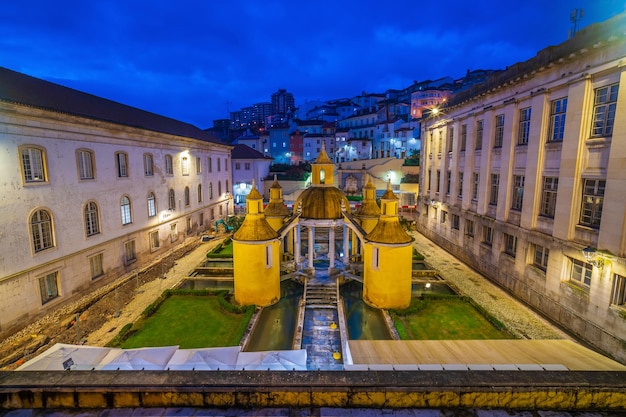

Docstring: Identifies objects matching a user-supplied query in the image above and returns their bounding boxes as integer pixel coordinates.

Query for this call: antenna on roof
[569,8,584,39]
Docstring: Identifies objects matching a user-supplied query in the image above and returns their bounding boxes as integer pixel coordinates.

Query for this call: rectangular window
[441,210,448,224]
[570,258,592,288]
[171,223,178,242]
[548,98,567,142]
[483,226,493,246]
[532,244,549,271]
[611,274,626,307]
[540,177,559,218]
[580,179,605,228]
[181,156,190,176]
[591,83,619,137]
[437,130,443,154]
[208,157,212,173]
[465,219,474,237]
[196,157,202,174]
[245,162,251,170]
[165,155,173,175]
[89,253,104,279]
[436,170,441,193]
[22,147,46,182]
[78,150,94,179]
[427,169,431,192]
[265,245,273,268]
[124,240,136,264]
[150,231,160,251]
[372,247,379,270]
[475,119,483,150]
[225,158,228,171]
[489,174,499,206]
[199,212,204,226]
[518,107,531,145]
[503,233,517,257]
[235,162,241,170]
[447,127,454,152]
[186,217,192,233]
[144,154,154,176]
[458,172,464,198]
[451,214,460,230]
[39,272,59,304]
[217,158,221,172]
[494,114,504,148]
[446,171,451,195]
[460,124,467,151]
[472,172,479,201]
[512,175,525,211]
[116,152,128,178]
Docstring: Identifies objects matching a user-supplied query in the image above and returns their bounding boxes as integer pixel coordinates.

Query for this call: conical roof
[233,181,278,242]
[265,175,290,217]
[354,175,380,217]
[365,181,413,244]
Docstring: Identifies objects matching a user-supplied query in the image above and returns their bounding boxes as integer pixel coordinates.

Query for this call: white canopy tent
[166,346,241,370]
[97,346,178,370]
[16,343,117,371]
[235,349,307,371]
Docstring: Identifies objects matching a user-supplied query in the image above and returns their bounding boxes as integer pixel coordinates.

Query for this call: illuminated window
[90,253,104,279]
[181,156,190,176]
[31,209,54,252]
[115,152,128,177]
[144,153,154,176]
[84,201,100,237]
[39,272,59,304]
[21,146,47,183]
[548,98,567,142]
[518,107,531,145]
[121,196,132,225]
[147,193,157,217]
[591,83,618,137]
[77,149,95,180]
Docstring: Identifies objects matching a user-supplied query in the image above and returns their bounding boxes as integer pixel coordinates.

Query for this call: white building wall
[418,32,626,363]
[0,102,232,335]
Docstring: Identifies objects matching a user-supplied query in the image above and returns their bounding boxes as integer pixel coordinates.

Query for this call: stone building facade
[0,68,232,337]
[418,13,626,363]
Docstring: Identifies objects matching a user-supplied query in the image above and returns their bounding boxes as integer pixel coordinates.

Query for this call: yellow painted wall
[363,243,412,309]
[233,239,281,306]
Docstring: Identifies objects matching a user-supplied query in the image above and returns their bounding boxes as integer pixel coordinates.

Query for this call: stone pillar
[308,226,315,269]
[329,227,335,269]
[295,225,301,265]
[343,224,350,264]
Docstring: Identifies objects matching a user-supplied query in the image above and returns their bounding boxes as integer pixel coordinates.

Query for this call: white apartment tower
[419,13,626,363]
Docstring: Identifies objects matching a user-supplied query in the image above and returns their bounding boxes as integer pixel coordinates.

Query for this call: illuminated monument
[233,142,414,309]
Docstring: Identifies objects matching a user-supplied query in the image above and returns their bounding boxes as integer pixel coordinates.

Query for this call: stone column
[343,224,350,265]
[294,225,301,265]
[329,226,335,269]
[308,226,315,269]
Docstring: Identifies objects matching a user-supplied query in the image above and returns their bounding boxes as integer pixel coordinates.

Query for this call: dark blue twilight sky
[1,1,624,129]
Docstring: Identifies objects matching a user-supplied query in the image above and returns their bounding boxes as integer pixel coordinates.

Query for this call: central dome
[296,186,349,219]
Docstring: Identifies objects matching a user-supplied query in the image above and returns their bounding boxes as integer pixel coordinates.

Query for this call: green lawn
[119,294,252,349]
[392,297,511,340]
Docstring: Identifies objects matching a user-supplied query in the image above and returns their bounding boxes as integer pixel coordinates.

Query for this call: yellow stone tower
[232,181,281,306]
[363,180,414,309]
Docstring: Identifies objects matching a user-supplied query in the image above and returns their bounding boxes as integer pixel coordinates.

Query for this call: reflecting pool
[340,281,393,340]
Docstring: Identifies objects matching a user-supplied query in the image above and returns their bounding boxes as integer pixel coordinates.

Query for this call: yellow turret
[264,175,290,231]
[233,181,281,306]
[363,180,413,309]
[353,175,380,234]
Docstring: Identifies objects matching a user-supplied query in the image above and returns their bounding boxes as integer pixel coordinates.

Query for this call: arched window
[198,184,203,202]
[121,196,132,225]
[218,181,222,196]
[209,183,213,200]
[184,186,190,206]
[225,180,229,193]
[84,201,100,236]
[31,209,54,252]
[168,189,176,210]
[147,192,156,217]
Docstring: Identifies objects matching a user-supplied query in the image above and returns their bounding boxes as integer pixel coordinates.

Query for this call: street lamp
[582,246,604,269]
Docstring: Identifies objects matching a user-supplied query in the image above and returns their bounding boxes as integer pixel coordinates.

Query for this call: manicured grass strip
[392,298,511,340]
[120,294,252,349]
